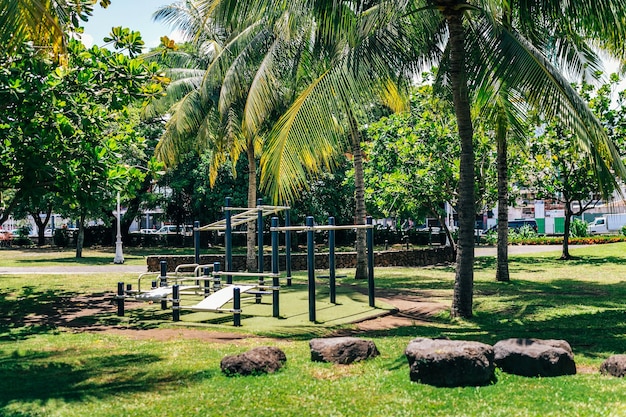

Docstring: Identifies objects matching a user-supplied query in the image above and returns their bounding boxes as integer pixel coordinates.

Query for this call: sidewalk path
[0,264,148,275]
[475,244,568,257]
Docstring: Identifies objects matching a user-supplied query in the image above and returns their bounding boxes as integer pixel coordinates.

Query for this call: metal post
[225,197,232,275]
[203,266,211,296]
[257,198,264,284]
[328,217,336,304]
[271,217,280,318]
[114,192,124,264]
[172,284,180,322]
[117,282,125,317]
[213,262,221,289]
[366,216,375,307]
[194,220,200,264]
[233,287,241,326]
[160,260,168,309]
[285,207,292,286]
[306,216,316,322]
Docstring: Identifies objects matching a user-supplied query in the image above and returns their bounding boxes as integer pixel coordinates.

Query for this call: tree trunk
[561,202,572,260]
[75,213,85,258]
[447,10,475,318]
[246,144,257,271]
[31,208,52,246]
[350,113,368,280]
[495,108,510,282]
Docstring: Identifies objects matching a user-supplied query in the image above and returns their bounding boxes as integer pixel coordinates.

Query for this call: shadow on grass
[0,287,163,340]
[0,349,216,409]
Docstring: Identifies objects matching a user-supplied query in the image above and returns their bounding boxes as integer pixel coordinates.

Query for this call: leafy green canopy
[0,36,167,226]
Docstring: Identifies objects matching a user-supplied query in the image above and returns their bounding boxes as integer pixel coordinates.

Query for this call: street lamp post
[114,192,124,264]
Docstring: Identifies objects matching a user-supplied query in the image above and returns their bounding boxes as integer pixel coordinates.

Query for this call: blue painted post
[306,216,316,322]
[213,262,221,291]
[366,216,375,307]
[203,266,211,296]
[233,287,241,326]
[172,284,180,322]
[159,260,167,287]
[159,260,168,309]
[285,207,292,286]
[194,220,200,264]
[271,217,280,318]
[328,217,336,304]
[117,282,125,317]
[225,197,232,278]
[257,198,264,285]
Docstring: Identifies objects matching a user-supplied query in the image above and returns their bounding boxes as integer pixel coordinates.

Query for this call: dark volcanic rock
[221,346,287,376]
[309,337,380,364]
[493,338,576,377]
[405,338,495,387]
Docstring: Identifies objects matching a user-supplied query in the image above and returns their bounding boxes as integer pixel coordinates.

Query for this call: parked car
[487,219,538,233]
[154,225,193,236]
[0,230,13,246]
[131,228,157,235]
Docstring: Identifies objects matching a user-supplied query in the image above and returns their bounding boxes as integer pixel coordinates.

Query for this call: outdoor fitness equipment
[115,198,376,325]
[271,215,375,322]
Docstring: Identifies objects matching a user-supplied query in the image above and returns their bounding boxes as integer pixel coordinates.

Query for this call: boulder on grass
[600,355,626,377]
[309,337,379,364]
[404,338,495,387]
[493,338,576,377]
[220,346,286,376]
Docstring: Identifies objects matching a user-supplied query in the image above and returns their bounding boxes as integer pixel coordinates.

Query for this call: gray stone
[404,338,495,387]
[493,338,576,377]
[309,337,380,364]
[220,346,286,376]
[600,354,626,377]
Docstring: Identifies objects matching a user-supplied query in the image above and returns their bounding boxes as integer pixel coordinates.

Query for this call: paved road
[0,245,570,274]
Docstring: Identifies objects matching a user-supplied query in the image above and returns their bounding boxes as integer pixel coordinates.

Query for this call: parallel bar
[271,217,280,318]
[366,216,375,307]
[159,261,168,310]
[224,197,232,279]
[117,282,125,317]
[307,216,316,322]
[213,271,280,278]
[285,207,292,286]
[172,284,180,322]
[257,198,264,285]
[233,287,241,327]
[328,217,336,304]
[271,224,375,232]
[194,220,200,264]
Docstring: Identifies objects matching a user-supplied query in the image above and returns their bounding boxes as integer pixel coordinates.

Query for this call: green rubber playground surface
[116,278,395,337]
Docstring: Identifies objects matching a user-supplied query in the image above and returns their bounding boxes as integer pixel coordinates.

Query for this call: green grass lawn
[1,243,626,416]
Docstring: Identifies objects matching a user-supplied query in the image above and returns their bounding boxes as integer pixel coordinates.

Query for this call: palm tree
[149,1,319,270]
[200,0,626,317]
[0,0,110,57]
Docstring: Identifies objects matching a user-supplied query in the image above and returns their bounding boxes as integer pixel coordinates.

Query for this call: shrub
[509,224,538,240]
[53,228,70,247]
[571,218,589,238]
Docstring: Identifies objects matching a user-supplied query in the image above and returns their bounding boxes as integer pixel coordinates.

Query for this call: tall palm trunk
[496,108,510,281]
[350,115,368,280]
[446,9,475,318]
[246,144,257,271]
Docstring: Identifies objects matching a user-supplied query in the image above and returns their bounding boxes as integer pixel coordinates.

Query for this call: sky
[81,1,183,50]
